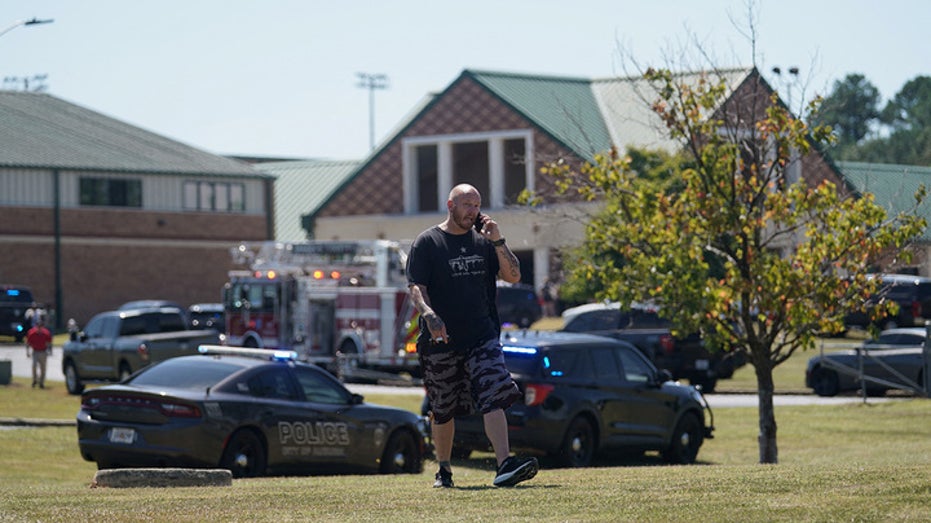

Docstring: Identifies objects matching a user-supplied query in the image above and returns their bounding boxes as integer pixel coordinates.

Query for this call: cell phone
[474,213,485,232]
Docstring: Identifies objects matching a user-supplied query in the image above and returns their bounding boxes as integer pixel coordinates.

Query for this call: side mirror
[656,369,673,384]
[350,393,364,405]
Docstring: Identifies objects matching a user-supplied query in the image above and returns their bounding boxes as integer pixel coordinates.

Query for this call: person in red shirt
[25,314,53,389]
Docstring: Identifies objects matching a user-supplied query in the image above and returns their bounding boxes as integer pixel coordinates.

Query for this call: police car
[76,346,426,477]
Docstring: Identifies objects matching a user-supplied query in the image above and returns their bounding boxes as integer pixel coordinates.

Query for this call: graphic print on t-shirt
[448,252,487,278]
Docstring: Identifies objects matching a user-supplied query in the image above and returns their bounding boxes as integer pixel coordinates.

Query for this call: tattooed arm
[494,242,521,284]
[409,283,449,343]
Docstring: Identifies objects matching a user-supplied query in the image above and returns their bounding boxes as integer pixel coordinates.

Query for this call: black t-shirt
[407,225,499,352]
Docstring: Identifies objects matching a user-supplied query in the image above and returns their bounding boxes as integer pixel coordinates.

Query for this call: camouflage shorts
[419,337,522,424]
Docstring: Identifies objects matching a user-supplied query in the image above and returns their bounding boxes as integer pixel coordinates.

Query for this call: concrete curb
[92,468,233,488]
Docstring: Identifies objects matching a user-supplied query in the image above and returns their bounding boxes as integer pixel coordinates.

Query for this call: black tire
[810,367,840,397]
[450,447,473,460]
[64,361,85,395]
[557,416,596,467]
[515,310,533,328]
[220,430,267,478]
[379,430,422,474]
[661,413,703,464]
[118,362,132,382]
[693,378,717,393]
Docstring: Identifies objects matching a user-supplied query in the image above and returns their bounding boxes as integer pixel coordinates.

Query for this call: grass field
[2,326,923,521]
[1,368,930,522]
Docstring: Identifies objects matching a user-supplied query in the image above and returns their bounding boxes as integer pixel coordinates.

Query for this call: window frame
[401,130,534,213]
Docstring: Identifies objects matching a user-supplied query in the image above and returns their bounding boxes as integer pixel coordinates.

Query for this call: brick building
[304,67,853,291]
[0,91,273,328]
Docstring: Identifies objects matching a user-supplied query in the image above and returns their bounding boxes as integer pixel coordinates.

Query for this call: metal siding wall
[0,168,53,206]
[54,171,267,215]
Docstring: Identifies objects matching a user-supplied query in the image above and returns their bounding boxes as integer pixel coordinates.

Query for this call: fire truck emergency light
[311,270,342,280]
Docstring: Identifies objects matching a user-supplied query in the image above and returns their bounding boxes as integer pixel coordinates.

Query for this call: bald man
[407,183,538,488]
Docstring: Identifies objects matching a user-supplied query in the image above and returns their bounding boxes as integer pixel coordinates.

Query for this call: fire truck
[222,240,420,380]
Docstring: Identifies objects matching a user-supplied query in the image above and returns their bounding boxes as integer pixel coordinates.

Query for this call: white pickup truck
[62,307,220,394]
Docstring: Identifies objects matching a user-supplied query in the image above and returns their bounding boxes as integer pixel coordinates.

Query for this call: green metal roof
[467,70,613,159]
[467,68,754,161]
[255,159,361,241]
[836,161,931,240]
[0,91,263,176]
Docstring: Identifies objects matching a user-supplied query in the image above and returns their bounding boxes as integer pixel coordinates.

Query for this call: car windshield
[130,358,244,389]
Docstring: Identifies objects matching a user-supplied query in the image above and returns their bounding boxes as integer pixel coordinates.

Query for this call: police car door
[288,367,371,468]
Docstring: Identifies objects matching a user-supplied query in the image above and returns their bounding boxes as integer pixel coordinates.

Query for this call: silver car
[805,328,927,396]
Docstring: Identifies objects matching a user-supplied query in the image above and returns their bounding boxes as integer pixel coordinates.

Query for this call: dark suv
[496,282,543,328]
[844,274,931,330]
[432,331,714,467]
[0,285,35,342]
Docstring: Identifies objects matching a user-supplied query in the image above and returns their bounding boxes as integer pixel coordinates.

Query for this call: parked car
[496,282,543,328]
[0,284,35,342]
[428,331,714,467]
[805,327,927,397]
[560,301,744,392]
[76,346,427,477]
[188,303,225,332]
[844,274,931,330]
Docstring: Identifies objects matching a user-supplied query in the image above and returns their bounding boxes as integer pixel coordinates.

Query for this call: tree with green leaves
[545,68,926,464]
[811,73,881,160]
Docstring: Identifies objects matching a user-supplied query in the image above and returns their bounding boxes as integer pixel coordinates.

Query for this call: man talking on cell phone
[406,183,538,489]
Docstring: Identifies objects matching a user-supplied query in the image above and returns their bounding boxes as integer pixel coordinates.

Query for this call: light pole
[0,17,54,39]
[356,72,388,151]
[771,66,800,112]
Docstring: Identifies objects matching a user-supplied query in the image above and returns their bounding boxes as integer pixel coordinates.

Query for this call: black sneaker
[493,456,538,487]
[433,467,454,488]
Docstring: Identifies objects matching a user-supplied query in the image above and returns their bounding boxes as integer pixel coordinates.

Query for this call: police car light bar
[198,345,297,361]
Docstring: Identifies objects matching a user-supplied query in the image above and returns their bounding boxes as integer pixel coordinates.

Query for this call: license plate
[695,359,709,370]
[109,427,136,444]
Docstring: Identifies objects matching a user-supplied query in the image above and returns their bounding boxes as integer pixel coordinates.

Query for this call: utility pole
[356,72,388,152]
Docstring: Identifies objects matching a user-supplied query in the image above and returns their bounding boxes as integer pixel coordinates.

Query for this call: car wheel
[451,447,473,460]
[379,430,422,474]
[118,362,132,382]
[558,416,596,467]
[661,413,703,464]
[64,361,85,395]
[693,378,717,393]
[220,430,267,478]
[516,310,533,328]
[810,367,840,397]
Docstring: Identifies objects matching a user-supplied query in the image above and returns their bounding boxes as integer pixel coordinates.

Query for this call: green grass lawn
[1,372,930,522]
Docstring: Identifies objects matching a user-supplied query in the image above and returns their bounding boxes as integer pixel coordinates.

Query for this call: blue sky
[2,0,927,160]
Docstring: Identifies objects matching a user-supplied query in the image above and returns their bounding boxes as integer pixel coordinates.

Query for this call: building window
[184,181,246,212]
[416,145,438,212]
[504,138,526,205]
[403,130,533,213]
[453,141,489,199]
[79,177,142,207]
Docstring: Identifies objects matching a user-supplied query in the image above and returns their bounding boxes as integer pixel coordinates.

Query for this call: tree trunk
[755,358,779,463]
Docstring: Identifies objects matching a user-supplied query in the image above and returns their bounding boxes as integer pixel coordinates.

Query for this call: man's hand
[423,312,450,344]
